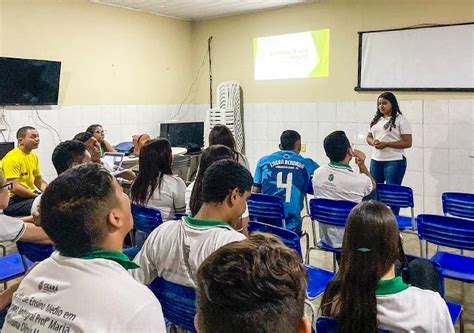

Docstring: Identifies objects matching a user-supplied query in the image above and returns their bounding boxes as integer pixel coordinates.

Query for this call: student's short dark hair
[280,130,301,150]
[40,163,118,257]
[73,132,93,143]
[324,130,351,162]
[16,126,36,139]
[52,140,87,175]
[196,233,307,333]
[201,159,252,204]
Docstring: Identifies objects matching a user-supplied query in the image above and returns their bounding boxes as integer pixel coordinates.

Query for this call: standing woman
[209,124,249,170]
[131,139,186,222]
[86,124,116,157]
[366,92,412,186]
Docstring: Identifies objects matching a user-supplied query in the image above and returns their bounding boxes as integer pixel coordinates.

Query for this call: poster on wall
[253,29,330,80]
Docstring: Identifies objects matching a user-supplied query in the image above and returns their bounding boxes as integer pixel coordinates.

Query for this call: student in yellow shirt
[1,126,48,216]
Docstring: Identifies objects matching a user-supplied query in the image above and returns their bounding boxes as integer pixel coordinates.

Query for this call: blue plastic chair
[376,183,416,231]
[247,221,335,327]
[308,198,357,271]
[174,212,187,220]
[149,277,196,332]
[417,214,474,284]
[248,193,286,228]
[316,316,391,333]
[16,241,54,262]
[442,192,474,220]
[0,253,33,289]
[248,221,302,256]
[123,246,140,260]
[131,204,163,244]
[114,141,134,155]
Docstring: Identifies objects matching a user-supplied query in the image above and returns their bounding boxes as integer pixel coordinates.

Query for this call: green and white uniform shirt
[312,162,373,248]
[376,277,454,333]
[131,216,245,287]
[2,250,166,333]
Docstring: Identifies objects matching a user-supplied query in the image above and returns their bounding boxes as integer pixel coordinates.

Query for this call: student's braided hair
[370,92,402,131]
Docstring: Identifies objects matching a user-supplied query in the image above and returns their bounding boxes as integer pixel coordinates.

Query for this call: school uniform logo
[38,280,59,294]
[328,174,334,181]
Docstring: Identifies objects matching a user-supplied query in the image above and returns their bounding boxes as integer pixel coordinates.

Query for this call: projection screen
[356,23,474,92]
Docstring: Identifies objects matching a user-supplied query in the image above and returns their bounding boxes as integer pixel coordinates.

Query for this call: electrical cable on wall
[33,107,62,143]
[170,36,213,120]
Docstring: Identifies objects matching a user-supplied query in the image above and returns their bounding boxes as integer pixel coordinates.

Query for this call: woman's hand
[374,140,388,149]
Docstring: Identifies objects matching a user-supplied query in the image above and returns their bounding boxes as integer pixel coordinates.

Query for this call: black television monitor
[0,57,61,106]
[0,142,14,159]
[160,122,204,153]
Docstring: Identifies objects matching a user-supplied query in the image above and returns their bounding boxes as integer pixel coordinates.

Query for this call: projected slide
[253,29,329,80]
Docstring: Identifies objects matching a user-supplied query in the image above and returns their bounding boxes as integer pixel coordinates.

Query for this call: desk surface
[123,147,187,162]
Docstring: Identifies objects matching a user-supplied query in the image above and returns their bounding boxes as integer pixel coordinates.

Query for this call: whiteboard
[356,23,474,91]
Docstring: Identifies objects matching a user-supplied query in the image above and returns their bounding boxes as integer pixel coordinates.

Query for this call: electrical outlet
[300,143,307,153]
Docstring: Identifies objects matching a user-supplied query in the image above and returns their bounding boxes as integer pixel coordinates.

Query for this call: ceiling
[91,0,318,21]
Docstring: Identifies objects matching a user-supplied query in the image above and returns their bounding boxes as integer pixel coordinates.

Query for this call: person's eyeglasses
[0,182,13,190]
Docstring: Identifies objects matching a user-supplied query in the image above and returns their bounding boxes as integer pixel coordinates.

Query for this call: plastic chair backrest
[307,177,314,195]
[248,193,286,228]
[149,277,196,332]
[377,183,414,209]
[131,204,163,235]
[247,221,302,257]
[442,192,474,220]
[316,317,390,333]
[309,198,357,227]
[417,214,474,251]
[16,241,54,262]
[115,141,134,155]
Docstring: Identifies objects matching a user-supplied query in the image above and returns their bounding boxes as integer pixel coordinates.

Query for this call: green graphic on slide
[310,29,330,77]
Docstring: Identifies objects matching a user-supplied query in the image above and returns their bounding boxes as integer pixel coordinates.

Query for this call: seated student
[30,140,93,222]
[195,233,311,333]
[86,124,116,157]
[320,201,454,333]
[131,139,186,221]
[186,145,250,234]
[131,159,251,287]
[74,132,135,180]
[2,126,48,217]
[252,130,319,234]
[2,164,166,332]
[208,124,249,169]
[312,131,375,248]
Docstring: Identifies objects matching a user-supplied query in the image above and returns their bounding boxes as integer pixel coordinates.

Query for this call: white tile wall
[2,104,197,182]
[243,98,474,215]
[2,98,472,216]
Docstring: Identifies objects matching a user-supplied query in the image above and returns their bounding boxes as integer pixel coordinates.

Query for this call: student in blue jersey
[321,201,454,333]
[2,164,166,332]
[252,130,319,234]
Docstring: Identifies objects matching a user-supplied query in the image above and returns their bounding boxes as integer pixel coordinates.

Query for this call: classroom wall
[190,0,474,103]
[0,0,193,105]
[190,0,474,215]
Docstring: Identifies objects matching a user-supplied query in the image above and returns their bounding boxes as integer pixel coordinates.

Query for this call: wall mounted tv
[0,57,61,105]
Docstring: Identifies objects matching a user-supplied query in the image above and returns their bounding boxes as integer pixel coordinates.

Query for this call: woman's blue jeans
[369,156,407,214]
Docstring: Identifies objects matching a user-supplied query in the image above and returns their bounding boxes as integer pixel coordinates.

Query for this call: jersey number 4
[277,172,293,203]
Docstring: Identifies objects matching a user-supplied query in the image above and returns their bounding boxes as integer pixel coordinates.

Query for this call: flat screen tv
[0,57,61,105]
[160,122,204,153]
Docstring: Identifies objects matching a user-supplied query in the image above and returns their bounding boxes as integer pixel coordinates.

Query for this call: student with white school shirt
[2,164,166,333]
[312,131,375,248]
[131,139,186,222]
[131,159,252,287]
[321,201,454,333]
